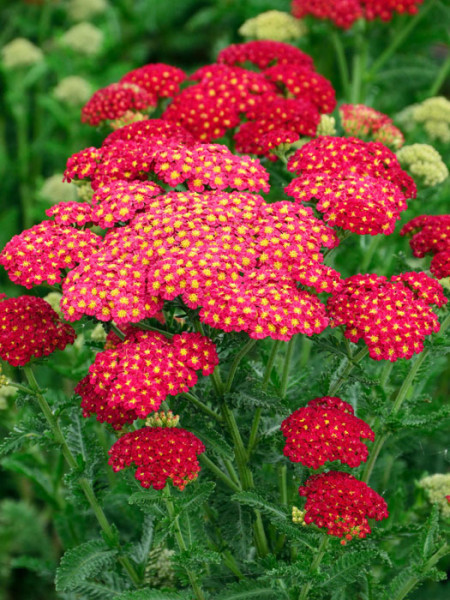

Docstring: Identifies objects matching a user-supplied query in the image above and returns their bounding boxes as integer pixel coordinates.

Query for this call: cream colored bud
[1,38,43,69]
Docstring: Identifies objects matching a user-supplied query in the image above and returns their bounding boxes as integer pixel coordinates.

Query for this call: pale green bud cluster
[43,292,63,316]
[54,76,92,107]
[239,11,307,42]
[145,545,176,588]
[40,174,78,204]
[67,0,108,21]
[317,114,337,136]
[61,23,103,56]
[418,474,450,518]
[90,323,107,343]
[413,97,450,144]
[396,144,448,187]
[0,385,15,410]
[292,506,306,525]
[75,180,94,203]
[1,38,43,69]
[146,411,180,428]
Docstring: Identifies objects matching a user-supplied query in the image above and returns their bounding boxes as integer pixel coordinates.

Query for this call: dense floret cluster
[108,427,205,490]
[401,215,450,279]
[327,272,446,360]
[285,136,415,235]
[292,0,424,29]
[81,83,157,126]
[396,144,448,187]
[120,63,186,98]
[217,40,314,69]
[58,189,340,339]
[299,472,389,542]
[0,295,76,366]
[339,104,404,148]
[77,330,218,428]
[281,396,374,469]
[0,221,100,288]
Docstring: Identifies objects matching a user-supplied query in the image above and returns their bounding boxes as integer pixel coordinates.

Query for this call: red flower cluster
[108,427,205,490]
[120,63,186,98]
[64,137,270,194]
[401,215,450,279]
[339,104,404,148]
[0,295,75,366]
[217,40,314,69]
[60,190,340,339]
[77,329,218,428]
[265,64,336,114]
[81,83,157,126]
[81,64,186,126]
[0,221,100,288]
[299,472,388,541]
[103,118,196,146]
[327,272,446,361]
[281,396,374,469]
[292,0,423,29]
[285,136,416,235]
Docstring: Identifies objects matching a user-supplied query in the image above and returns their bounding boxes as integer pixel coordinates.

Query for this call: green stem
[328,346,369,396]
[223,338,258,394]
[391,543,449,600]
[363,312,450,483]
[138,321,174,338]
[262,339,282,390]
[350,20,367,104]
[247,407,262,456]
[110,322,126,340]
[360,235,382,272]
[367,0,437,78]
[181,391,223,422]
[379,361,393,387]
[280,337,295,399]
[199,455,241,493]
[22,366,141,587]
[428,51,450,97]
[298,537,329,600]
[163,486,206,600]
[331,32,350,99]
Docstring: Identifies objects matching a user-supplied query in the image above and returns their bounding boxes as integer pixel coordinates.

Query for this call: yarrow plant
[1,8,450,600]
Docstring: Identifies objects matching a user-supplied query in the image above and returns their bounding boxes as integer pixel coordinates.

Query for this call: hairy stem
[280,337,295,399]
[199,455,241,493]
[298,537,329,600]
[223,338,258,394]
[181,391,223,422]
[428,51,450,97]
[332,32,350,98]
[328,346,369,396]
[391,543,449,600]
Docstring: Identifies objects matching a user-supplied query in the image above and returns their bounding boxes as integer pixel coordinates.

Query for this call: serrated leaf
[115,591,188,600]
[416,504,440,562]
[128,489,164,510]
[216,581,287,600]
[232,491,288,521]
[0,426,42,458]
[177,481,215,516]
[191,426,233,460]
[129,514,155,565]
[55,540,118,591]
[319,550,375,589]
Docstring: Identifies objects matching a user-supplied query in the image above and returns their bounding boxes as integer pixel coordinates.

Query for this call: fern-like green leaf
[177,481,215,516]
[231,491,288,521]
[55,539,118,591]
[114,591,188,600]
[319,550,376,589]
[216,581,288,599]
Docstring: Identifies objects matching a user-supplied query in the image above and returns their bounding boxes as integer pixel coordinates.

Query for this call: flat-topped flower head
[64,138,270,194]
[120,63,186,98]
[286,173,407,235]
[292,0,423,29]
[327,272,446,361]
[264,64,336,114]
[109,427,205,490]
[287,136,416,200]
[239,10,307,41]
[299,471,388,542]
[46,201,94,227]
[102,118,196,146]
[0,296,76,366]
[281,396,374,469]
[217,40,314,69]
[401,215,450,258]
[396,144,448,187]
[81,83,157,126]
[339,104,404,148]
[79,329,218,425]
[0,220,100,289]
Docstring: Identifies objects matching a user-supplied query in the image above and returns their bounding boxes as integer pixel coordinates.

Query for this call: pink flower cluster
[0,295,75,366]
[327,272,446,360]
[285,136,416,235]
[77,329,218,428]
[281,396,374,469]
[299,472,388,542]
[339,104,404,148]
[401,215,450,279]
[108,427,205,490]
